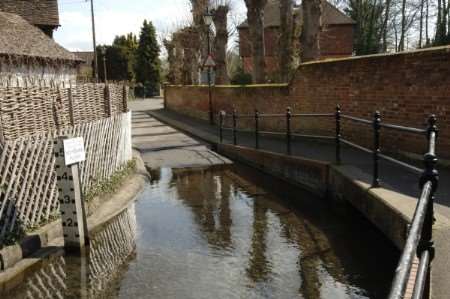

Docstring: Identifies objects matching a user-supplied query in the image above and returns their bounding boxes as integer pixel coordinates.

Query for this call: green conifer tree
[135,20,161,96]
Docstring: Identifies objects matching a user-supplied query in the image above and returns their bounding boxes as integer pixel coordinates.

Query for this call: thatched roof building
[0,0,60,37]
[0,12,82,86]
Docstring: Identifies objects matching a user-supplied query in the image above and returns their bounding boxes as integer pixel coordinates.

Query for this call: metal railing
[388,115,438,299]
[218,106,439,299]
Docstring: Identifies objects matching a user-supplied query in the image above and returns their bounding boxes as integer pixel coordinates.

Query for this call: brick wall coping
[166,84,289,88]
[301,45,450,66]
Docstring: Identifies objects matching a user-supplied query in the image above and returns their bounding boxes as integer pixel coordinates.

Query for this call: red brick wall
[238,27,279,57]
[239,27,280,75]
[239,25,354,75]
[166,46,450,158]
[320,24,354,57]
[243,57,280,76]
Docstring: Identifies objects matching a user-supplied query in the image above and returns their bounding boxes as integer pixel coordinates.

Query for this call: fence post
[104,84,112,117]
[335,105,341,164]
[286,107,292,155]
[415,115,438,298]
[68,87,75,126]
[219,111,224,144]
[232,109,237,146]
[255,109,259,149]
[122,84,128,112]
[372,111,381,188]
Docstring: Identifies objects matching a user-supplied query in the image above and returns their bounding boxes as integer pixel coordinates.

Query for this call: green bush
[230,66,253,85]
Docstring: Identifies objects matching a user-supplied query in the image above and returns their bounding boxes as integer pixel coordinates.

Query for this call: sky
[55,0,246,52]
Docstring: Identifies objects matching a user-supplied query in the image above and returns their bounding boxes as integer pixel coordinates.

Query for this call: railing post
[335,105,341,164]
[372,111,381,188]
[286,107,292,155]
[415,115,439,299]
[219,111,224,144]
[232,109,237,146]
[255,109,259,149]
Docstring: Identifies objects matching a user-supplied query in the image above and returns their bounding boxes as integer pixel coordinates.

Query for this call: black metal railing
[218,107,438,299]
[388,115,438,299]
[220,106,430,187]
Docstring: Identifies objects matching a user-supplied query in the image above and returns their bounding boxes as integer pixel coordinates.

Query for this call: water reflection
[2,166,397,299]
[146,167,397,299]
[171,169,232,250]
[3,205,137,299]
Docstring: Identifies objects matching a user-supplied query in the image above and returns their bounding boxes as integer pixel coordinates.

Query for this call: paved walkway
[129,100,231,169]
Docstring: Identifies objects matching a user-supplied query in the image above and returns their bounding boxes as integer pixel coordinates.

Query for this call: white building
[0,12,82,87]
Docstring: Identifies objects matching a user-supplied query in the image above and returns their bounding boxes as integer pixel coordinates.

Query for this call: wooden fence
[0,112,132,244]
[0,83,128,142]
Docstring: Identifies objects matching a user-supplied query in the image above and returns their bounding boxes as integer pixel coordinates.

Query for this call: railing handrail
[388,181,433,299]
[388,118,438,299]
[223,110,425,135]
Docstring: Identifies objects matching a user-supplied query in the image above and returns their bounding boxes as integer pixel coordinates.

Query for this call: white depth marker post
[53,136,88,250]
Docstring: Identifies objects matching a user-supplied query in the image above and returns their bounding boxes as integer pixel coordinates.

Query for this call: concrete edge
[147,110,218,145]
[0,150,149,290]
[217,143,329,198]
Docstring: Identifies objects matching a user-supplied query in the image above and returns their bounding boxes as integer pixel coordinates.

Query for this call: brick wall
[320,24,354,57]
[239,27,280,75]
[238,27,279,57]
[165,46,450,158]
[238,24,354,76]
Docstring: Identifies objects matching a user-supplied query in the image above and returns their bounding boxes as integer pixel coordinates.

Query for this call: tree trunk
[279,0,294,82]
[443,0,448,37]
[382,0,392,52]
[190,0,209,84]
[426,0,429,44]
[399,0,407,51]
[213,5,230,84]
[436,0,443,43]
[163,39,176,84]
[244,0,268,83]
[419,0,424,47]
[300,0,322,62]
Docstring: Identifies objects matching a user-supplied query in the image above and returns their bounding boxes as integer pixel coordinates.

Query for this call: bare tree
[301,0,322,61]
[399,0,407,50]
[279,0,294,81]
[243,0,268,83]
[212,4,231,84]
[381,0,393,51]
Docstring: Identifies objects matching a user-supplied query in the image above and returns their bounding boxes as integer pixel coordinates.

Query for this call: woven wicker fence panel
[109,84,125,115]
[0,112,132,245]
[71,84,107,124]
[0,84,128,140]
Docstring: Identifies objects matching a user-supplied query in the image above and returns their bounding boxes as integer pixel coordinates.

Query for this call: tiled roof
[0,0,59,27]
[0,12,81,62]
[238,0,355,28]
[72,51,94,64]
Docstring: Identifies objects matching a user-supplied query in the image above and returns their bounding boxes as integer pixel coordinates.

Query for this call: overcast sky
[55,0,246,52]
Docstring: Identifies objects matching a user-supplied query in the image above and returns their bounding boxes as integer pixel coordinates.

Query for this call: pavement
[129,99,231,170]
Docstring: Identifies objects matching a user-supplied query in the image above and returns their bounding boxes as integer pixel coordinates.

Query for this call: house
[0,0,60,38]
[72,51,95,80]
[0,12,82,86]
[238,0,356,76]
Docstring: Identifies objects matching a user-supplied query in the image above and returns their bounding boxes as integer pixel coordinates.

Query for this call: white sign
[63,137,86,165]
[204,54,216,68]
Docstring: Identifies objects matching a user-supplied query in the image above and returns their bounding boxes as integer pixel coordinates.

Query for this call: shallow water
[2,166,398,299]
